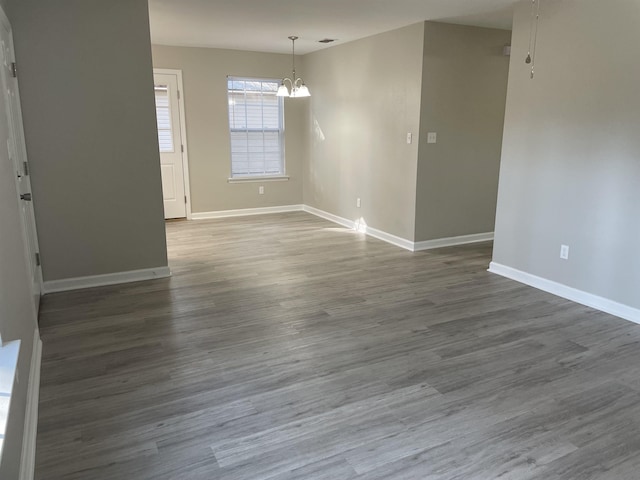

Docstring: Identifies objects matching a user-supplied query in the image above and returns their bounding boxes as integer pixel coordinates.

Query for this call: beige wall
[151,45,305,213]
[493,0,640,310]
[302,23,425,241]
[415,22,510,241]
[11,0,168,282]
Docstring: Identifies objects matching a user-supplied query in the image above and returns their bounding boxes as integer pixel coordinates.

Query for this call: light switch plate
[427,132,437,144]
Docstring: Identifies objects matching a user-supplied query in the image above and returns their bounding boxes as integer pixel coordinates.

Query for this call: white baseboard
[414,232,494,251]
[191,205,303,220]
[42,266,171,294]
[303,205,491,253]
[363,225,415,252]
[19,329,42,480]
[303,205,414,250]
[488,262,640,325]
[302,205,356,230]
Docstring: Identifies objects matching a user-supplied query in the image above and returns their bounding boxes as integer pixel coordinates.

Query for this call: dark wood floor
[35,212,640,479]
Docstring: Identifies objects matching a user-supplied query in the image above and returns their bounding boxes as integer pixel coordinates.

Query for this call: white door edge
[153,68,192,220]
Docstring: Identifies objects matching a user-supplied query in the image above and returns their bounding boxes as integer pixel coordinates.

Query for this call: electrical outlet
[406,132,413,144]
[427,132,437,144]
[560,244,569,260]
[259,186,264,195]
[356,198,361,208]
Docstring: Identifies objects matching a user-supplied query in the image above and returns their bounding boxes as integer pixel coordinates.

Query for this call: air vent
[318,38,336,44]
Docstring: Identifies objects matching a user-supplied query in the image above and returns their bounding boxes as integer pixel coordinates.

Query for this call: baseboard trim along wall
[191,205,304,220]
[414,232,495,251]
[41,207,493,294]
[42,266,171,294]
[302,205,356,230]
[19,329,42,480]
[302,205,492,253]
[488,262,640,325]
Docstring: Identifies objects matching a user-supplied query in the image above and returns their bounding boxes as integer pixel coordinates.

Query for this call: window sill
[228,176,290,184]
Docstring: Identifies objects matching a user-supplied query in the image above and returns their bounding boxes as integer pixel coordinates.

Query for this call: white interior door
[154,72,187,219]
[0,16,42,311]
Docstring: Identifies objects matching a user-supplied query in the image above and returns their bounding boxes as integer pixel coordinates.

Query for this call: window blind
[154,86,174,153]
[227,78,284,177]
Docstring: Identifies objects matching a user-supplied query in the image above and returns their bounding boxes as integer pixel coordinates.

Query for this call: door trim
[153,68,192,220]
[0,5,43,309]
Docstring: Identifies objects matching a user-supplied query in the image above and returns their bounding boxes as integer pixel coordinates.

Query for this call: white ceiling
[148,0,517,55]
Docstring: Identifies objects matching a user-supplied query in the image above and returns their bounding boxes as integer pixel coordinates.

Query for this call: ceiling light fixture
[277,36,310,98]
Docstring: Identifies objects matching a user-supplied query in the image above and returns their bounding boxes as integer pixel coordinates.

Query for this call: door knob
[20,193,32,201]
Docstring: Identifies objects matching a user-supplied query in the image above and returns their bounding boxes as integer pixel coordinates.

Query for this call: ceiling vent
[318,38,336,44]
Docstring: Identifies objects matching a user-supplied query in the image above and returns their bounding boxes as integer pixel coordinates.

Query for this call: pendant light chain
[290,36,297,81]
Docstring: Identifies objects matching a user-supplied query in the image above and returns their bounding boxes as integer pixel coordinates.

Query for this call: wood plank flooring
[35,212,640,479]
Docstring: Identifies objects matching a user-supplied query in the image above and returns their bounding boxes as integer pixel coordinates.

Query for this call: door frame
[153,68,192,220]
[0,7,43,309]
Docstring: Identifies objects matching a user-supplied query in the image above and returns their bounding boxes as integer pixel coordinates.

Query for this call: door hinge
[35,252,41,266]
[10,62,16,78]
[184,195,187,204]
[177,89,180,100]
[23,161,29,176]
[181,144,184,153]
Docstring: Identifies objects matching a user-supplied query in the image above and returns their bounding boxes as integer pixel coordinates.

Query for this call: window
[154,85,174,153]
[227,77,285,178]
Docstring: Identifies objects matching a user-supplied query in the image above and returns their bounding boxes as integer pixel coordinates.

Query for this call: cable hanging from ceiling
[525,0,542,79]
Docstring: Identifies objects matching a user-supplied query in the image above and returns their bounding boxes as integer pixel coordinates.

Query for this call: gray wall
[493,0,640,310]
[0,0,9,16]
[11,0,168,282]
[152,45,305,213]
[416,22,510,241]
[302,23,425,241]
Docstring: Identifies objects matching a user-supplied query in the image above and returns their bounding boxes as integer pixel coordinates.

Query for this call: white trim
[303,205,492,253]
[362,225,415,252]
[228,176,290,184]
[42,267,171,294]
[191,204,303,220]
[488,262,640,325]
[302,205,355,230]
[414,232,494,251]
[153,68,193,220]
[303,205,414,250]
[19,330,42,480]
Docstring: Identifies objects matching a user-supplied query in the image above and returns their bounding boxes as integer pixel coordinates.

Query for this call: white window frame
[227,76,288,181]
